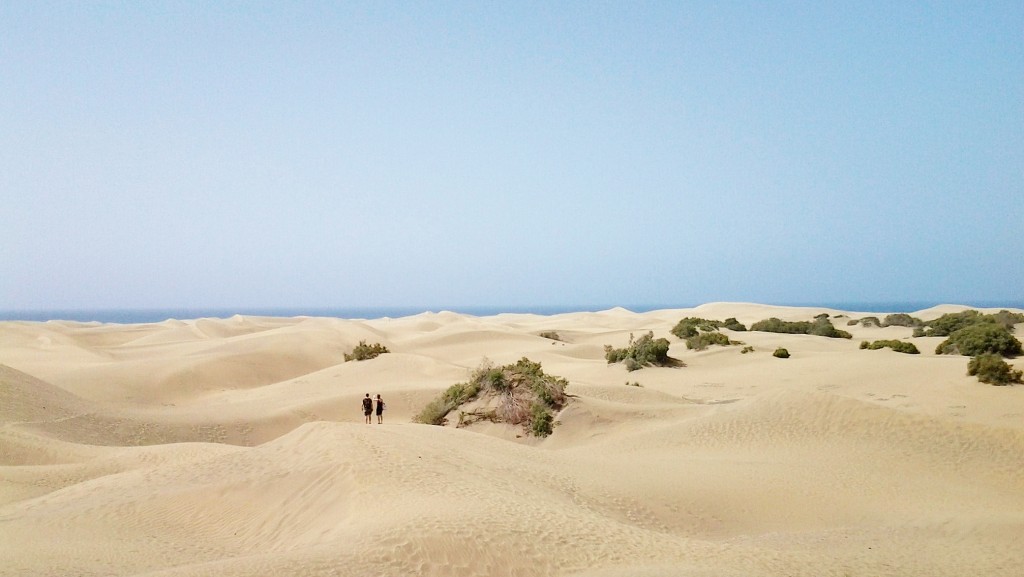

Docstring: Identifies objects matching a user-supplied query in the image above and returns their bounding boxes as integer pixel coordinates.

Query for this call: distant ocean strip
[3,301,1024,323]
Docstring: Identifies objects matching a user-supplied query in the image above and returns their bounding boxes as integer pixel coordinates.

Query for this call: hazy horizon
[5,298,1024,324]
[4,2,1021,311]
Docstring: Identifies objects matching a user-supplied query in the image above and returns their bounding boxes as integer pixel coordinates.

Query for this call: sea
[2,301,1023,324]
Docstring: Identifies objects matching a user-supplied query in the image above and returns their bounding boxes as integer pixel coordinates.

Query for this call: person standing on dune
[375,394,385,424]
[362,393,373,424]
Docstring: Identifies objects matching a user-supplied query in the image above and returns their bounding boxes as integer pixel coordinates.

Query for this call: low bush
[751,317,851,339]
[859,340,920,354]
[538,331,561,341]
[344,340,390,361]
[924,310,989,337]
[882,314,924,328]
[625,381,643,387]
[856,316,882,327]
[994,310,1024,328]
[740,346,754,354]
[967,354,1023,385]
[529,402,554,436]
[935,324,1023,357]
[773,347,790,358]
[686,331,731,350]
[722,317,747,331]
[750,318,811,334]
[921,310,1023,338]
[413,381,482,425]
[670,317,723,339]
[414,358,567,436]
[605,332,673,371]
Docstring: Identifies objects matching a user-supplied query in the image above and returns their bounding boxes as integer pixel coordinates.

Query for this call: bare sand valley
[1,303,1022,576]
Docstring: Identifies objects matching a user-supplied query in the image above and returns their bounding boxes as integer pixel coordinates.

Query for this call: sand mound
[0,364,92,423]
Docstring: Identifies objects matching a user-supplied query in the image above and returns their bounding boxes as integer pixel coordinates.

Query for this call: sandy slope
[1,304,1022,576]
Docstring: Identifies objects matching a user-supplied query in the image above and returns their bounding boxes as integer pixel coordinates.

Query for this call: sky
[2,1,1022,312]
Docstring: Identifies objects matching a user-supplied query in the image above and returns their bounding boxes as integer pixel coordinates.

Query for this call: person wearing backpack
[362,393,373,424]
[375,394,385,424]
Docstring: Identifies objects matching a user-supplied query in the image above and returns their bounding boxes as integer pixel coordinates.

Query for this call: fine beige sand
[2,303,1023,576]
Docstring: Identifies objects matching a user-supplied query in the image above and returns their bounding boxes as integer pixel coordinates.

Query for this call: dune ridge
[2,303,1023,576]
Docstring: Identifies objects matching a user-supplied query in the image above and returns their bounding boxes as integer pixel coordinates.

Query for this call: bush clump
[670,317,744,351]
[529,401,555,436]
[923,310,989,337]
[750,316,851,339]
[968,354,1023,385]
[670,317,723,339]
[859,340,920,354]
[773,347,790,358]
[605,332,674,371]
[722,317,747,331]
[344,340,390,361]
[414,358,568,436]
[686,331,731,350]
[922,310,1024,337]
[750,318,812,334]
[882,313,924,328]
[853,316,882,327]
[538,331,562,341]
[740,346,754,354]
[809,316,853,339]
[994,310,1024,328]
[935,324,1023,357]
[414,381,482,425]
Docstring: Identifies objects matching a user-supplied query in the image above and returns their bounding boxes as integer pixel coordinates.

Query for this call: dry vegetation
[414,358,568,436]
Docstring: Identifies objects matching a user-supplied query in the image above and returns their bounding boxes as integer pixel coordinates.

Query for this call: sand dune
[2,303,1023,576]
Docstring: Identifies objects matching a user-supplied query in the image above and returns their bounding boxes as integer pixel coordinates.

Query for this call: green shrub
[921,310,1021,337]
[604,332,673,371]
[935,324,1023,357]
[413,381,482,425]
[882,314,924,328]
[413,399,449,426]
[993,310,1024,328]
[416,358,567,435]
[859,340,920,354]
[924,310,988,337]
[344,340,390,361]
[857,316,882,327]
[625,381,643,387]
[750,318,811,334]
[750,317,850,338]
[740,346,754,354]
[413,358,569,436]
[670,317,723,339]
[538,331,561,341]
[968,354,1023,385]
[773,348,790,358]
[529,402,554,436]
[808,316,853,339]
[686,331,731,350]
[722,317,747,331]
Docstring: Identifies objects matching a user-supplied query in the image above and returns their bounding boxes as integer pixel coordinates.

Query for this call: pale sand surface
[1,303,1022,576]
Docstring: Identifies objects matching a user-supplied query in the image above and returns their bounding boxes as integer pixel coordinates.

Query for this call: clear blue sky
[3,1,1022,311]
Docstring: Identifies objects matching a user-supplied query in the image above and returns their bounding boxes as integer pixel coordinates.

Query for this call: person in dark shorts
[362,393,373,424]
[375,394,385,424]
